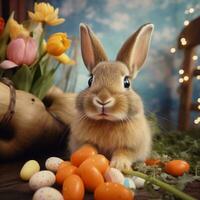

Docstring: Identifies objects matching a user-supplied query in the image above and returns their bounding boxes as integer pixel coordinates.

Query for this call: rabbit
[69,23,154,170]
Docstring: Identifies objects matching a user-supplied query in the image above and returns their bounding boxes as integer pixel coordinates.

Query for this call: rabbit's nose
[93,97,115,108]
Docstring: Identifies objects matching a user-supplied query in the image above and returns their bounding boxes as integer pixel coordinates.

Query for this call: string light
[179,78,184,83]
[189,8,194,13]
[184,20,190,26]
[197,75,200,80]
[197,65,200,70]
[198,105,200,110]
[180,37,187,46]
[192,55,198,60]
[179,69,184,75]
[170,48,176,53]
[198,98,200,103]
[194,117,200,124]
[183,76,189,81]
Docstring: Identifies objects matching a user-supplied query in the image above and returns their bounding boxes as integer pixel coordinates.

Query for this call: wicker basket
[0,78,76,159]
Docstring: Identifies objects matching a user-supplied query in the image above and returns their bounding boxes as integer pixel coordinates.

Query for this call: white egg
[132,176,145,189]
[123,177,136,190]
[33,187,64,200]
[29,170,56,190]
[104,167,125,184]
[45,157,64,172]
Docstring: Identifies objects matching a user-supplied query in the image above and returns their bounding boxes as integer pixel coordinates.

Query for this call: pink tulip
[7,37,37,66]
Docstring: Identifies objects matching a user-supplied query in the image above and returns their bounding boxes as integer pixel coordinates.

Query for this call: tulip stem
[53,62,61,72]
[123,169,196,200]
[30,52,47,69]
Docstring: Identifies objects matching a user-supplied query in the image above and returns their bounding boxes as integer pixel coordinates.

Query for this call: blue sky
[46,0,200,127]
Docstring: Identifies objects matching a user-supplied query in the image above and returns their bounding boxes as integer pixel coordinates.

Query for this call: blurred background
[1,0,200,130]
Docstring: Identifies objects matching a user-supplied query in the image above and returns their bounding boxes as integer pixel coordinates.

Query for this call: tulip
[54,53,75,65]
[0,60,17,69]
[28,2,65,26]
[6,37,37,66]
[46,32,71,56]
[0,17,5,34]
[8,17,29,39]
[42,39,74,65]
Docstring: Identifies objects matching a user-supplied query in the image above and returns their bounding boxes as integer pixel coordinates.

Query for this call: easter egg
[82,154,109,174]
[94,182,134,200]
[104,167,125,184]
[70,144,97,167]
[78,162,104,192]
[57,161,72,170]
[29,170,55,190]
[20,160,40,181]
[33,187,64,200]
[56,164,77,185]
[45,157,64,172]
[62,174,84,200]
[132,176,145,189]
[165,160,190,176]
[123,177,136,190]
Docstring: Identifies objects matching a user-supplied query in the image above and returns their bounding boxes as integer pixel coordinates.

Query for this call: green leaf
[32,63,43,83]
[11,65,33,91]
[31,54,50,85]
[38,30,45,56]
[30,69,54,100]
[0,12,14,61]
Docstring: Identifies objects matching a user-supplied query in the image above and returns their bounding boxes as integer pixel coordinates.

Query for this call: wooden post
[177,16,200,131]
[178,48,195,131]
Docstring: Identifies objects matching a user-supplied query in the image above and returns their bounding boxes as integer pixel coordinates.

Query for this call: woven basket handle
[0,78,16,126]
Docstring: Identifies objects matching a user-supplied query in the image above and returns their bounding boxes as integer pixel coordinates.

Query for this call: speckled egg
[29,170,56,190]
[20,160,40,181]
[45,157,64,172]
[33,187,64,200]
[132,176,145,189]
[104,167,125,184]
[123,177,136,190]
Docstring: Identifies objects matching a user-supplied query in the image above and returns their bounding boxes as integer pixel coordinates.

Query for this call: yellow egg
[20,160,40,181]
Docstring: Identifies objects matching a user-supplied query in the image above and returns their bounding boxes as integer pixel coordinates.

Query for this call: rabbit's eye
[124,76,130,88]
[88,75,93,87]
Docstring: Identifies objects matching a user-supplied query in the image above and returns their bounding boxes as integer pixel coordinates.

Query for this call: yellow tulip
[54,53,75,65]
[42,39,47,53]
[46,32,71,56]
[28,2,65,26]
[42,39,74,65]
[8,17,29,39]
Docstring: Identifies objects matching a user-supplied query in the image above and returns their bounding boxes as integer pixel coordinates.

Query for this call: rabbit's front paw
[110,156,132,171]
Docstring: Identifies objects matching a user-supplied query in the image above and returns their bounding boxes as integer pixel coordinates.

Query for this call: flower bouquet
[0,2,76,159]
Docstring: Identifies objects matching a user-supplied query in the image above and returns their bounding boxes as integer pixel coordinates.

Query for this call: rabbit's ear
[116,24,154,78]
[80,23,108,72]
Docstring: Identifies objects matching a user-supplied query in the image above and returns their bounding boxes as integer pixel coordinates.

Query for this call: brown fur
[69,23,154,170]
